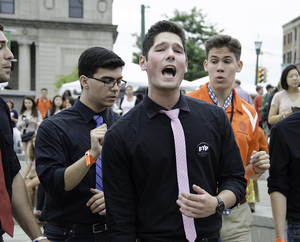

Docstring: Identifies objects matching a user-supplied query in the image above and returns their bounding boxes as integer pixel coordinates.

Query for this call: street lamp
[254,41,262,85]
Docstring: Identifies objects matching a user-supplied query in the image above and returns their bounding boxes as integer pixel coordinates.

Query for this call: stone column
[18,40,31,91]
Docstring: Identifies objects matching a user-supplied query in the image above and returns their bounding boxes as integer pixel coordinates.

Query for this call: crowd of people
[1,20,300,242]
[4,87,76,228]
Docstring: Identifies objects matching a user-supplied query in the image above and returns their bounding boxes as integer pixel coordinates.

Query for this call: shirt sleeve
[271,92,280,108]
[102,129,136,241]
[35,120,69,199]
[268,125,290,197]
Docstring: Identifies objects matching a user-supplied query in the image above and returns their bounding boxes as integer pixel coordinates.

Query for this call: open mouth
[162,66,176,77]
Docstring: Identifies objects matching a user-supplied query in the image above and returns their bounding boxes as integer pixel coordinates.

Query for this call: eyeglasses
[88,76,127,88]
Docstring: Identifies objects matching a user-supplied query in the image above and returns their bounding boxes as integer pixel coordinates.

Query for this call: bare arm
[64,124,107,191]
[268,105,293,125]
[270,191,287,241]
[11,173,50,241]
[23,162,32,179]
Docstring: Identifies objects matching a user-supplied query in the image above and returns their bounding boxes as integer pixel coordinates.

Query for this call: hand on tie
[86,188,106,215]
[90,123,107,161]
[177,184,219,218]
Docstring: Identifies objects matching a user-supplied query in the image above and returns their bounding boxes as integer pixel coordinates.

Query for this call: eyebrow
[210,55,234,59]
[154,42,184,50]
[100,75,123,81]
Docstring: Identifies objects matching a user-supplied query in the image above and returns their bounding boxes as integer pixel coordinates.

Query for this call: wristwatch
[215,195,225,214]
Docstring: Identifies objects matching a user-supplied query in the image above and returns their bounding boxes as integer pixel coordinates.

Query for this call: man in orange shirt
[187,34,270,242]
[35,88,51,119]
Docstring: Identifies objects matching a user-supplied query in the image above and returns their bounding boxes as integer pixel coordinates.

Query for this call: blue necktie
[93,115,104,191]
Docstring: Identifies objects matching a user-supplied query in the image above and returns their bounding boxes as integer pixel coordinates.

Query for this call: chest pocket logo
[197,142,209,157]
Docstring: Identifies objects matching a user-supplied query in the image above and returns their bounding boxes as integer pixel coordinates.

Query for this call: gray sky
[112,0,299,87]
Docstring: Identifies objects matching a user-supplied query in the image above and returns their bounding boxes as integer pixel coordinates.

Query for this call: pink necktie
[0,150,14,237]
[160,109,197,242]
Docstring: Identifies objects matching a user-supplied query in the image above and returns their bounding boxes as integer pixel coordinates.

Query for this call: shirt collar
[207,83,233,110]
[74,97,109,124]
[143,91,190,119]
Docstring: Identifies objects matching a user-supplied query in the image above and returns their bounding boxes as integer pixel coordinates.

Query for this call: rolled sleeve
[35,120,69,198]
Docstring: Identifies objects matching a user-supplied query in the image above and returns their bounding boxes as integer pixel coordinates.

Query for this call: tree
[132,33,142,64]
[54,66,78,89]
[132,7,223,81]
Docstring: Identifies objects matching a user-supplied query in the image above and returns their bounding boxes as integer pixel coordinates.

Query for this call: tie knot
[93,115,103,127]
[160,108,180,120]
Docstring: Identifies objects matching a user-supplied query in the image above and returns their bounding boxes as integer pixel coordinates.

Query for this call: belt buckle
[92,223,106,233]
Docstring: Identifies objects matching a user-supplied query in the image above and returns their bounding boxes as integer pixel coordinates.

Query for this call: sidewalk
[2,159,271,241]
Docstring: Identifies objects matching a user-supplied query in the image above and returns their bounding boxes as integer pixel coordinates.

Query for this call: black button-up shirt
[102,93,247,241]
[36,98,120,224]
[0,97,20,201]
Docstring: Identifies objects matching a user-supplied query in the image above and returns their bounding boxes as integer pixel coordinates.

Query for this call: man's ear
[185,59,188,73]
[140,55,147,71]
[79,75,89,90]
[237,60,243,73]
[203,59,208,72]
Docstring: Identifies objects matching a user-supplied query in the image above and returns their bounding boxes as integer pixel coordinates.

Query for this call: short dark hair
[280,65,300,90]
[41,88,48,92]
[78,47,125,78]
[205,34,242,61]
[256,86,263,92]
[266,84,273,91]
[0,24,3,32]
[142,20,187,60]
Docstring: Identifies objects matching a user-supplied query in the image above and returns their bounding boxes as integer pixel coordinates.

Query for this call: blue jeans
[44,224,107,242]
[287,220,300,242]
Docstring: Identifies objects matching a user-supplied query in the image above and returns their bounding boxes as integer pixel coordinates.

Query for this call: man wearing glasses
[35,47,125,242]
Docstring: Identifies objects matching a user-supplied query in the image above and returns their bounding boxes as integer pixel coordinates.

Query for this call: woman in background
[17,96,42,162]
[46,95,63,118]
[120,85,140,116]
[65,96,75,108]
[6,99,20,152]
[62,90,71,108]
[268,65,300,125]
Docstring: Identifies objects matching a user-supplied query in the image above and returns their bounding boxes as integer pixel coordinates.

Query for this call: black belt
[288,217,300,223]
[138,231,219,242]
[240,197,247,205]
[46,221,107,233]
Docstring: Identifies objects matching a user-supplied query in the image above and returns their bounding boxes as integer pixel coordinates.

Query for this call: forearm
[64,156,92,191]
[270,191,287,240]
[269,113,285,124]
[11,173,44,240]
[218,190,236,210]
[23,164,32,179]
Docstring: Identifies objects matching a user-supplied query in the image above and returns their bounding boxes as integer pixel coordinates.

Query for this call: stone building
[0,0,118,99]
[282,15,300,70]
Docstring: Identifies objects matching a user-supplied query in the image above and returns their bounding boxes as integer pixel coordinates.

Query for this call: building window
[0,0,14,14]
[284,35,286,45]
[295,28,297,41]
[294,51,297,63]
[69,0,83,18]
[283,53,286,63]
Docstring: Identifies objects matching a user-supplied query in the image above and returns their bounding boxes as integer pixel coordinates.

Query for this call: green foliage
[168,7,223,81]
[132,7,223,81]
[54,66,78,89]
[132,33,142,64]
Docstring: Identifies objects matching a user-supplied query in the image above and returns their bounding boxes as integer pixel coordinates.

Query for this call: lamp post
[254,41,262,85]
